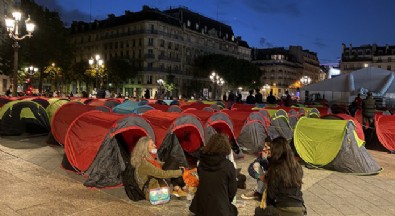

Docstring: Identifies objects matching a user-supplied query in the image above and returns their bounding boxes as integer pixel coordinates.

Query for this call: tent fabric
[231,103,255,111]
[0,100,50,135]
[167,105,182,113]
[143,110,204,153]
[302,67,395,93]
[294,117,380,174]
[180,103,210,110]
[321,114,365,141]
[23,97,50,109]
[0,97,12,108]
[267,115,293,141]
[222,110,267,153]
[375,114,395,151]
[202,107,215,112]
[64,111,155,188]
[112,100,139,114]
[150,103,170,112]
[51,102,96,145]
[46,99,70,124]
[132,105,154,115]
[205,112,240,153]
[308,108,320,118]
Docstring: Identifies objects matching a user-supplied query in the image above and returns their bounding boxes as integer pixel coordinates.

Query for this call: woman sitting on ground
[190,133,238,216]
[131,136,184,200]
[255,137,306,216]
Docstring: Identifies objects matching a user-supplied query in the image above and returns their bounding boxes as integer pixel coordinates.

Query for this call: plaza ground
[1,134,395,215]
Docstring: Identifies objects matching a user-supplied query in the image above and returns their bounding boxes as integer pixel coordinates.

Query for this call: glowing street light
[5,11,35,96]
[209,71,225,100]
[157,78,164,99]
[300,76,312,85]
[89,54,104,88]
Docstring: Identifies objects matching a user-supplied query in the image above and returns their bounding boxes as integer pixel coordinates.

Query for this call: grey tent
[267,110,293,141]
[63,111,155,188]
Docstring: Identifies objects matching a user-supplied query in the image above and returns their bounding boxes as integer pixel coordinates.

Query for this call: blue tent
[112,100,139,114]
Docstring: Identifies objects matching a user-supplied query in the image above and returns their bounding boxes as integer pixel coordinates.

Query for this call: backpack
[122,163,146,201]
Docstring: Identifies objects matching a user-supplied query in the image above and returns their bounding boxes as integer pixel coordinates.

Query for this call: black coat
[190,153,238,216]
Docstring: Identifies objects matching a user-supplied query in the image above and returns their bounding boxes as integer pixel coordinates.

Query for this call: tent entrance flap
[113,127,149,153]
[173,125,202,153]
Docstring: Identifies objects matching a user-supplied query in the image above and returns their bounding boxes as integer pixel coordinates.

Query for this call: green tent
[46,98,70,124]
[0,100,50,135]
[294,117,381,174]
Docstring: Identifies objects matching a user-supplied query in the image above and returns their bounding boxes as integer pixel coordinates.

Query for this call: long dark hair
[267,137,303,197]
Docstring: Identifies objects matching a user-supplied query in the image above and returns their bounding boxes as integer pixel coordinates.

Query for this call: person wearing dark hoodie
[189,133,238,216]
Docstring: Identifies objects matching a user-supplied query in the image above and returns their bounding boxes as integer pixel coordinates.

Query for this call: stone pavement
[1,134,395,215]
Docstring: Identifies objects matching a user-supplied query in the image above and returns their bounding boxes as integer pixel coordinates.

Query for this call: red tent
[143,110,204,153]
[51,102,96,145]
[150,103,170,112]
[64,111,155,188]
[231,103,255,111]
[375,114,395,151]
[321,114,365,141]
[180,103,210,110]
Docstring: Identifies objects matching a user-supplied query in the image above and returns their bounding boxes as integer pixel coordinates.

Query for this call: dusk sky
[35,0,395,64]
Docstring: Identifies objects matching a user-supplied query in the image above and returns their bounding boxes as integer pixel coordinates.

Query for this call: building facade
[69,6,250,98]
[0,0,14,95]
[251,46,320,98]
[340,43,395,74]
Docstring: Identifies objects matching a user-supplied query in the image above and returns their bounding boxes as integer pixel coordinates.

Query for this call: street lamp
[24,66,38,94]
[300,75,312,86]
[5,11,35,96]
[209,71,225,100]
[157,78,164,99]
[89,54,104,88]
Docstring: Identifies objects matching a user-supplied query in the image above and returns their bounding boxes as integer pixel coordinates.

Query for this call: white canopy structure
[301,67,395,104]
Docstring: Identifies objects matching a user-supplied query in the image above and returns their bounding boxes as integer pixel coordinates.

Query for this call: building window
[187,20,191,27]
[195,23,199,30]
[147,63,153,70]
[148,49,153,54]
[148,38,154,46]
[387,65,392,70]
[389,57,392,62]
[147,75,153,84]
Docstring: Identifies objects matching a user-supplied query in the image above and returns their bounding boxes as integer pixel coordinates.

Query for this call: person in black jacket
[190,133,238,216]
[255,137,306,216]
[246,90,256,104]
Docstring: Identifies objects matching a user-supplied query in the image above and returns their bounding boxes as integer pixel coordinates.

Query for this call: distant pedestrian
[255,89,263,104]
[362,92,376,128]
[144,89,150,99]
[266,90,276,104]
[246,90,256,104]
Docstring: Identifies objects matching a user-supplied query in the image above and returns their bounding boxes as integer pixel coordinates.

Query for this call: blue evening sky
[36,0,395,64]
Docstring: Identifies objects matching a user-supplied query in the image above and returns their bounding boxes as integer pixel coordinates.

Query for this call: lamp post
[5,11,35,96]
[24,66,38,94]
[209,71,225,100]
[157,78,164,99]
[89,54,104,88]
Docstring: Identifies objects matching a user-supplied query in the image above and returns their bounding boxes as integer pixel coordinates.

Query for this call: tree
[106,58,137,90]
[13,0,73,93]
[191,54,261,88]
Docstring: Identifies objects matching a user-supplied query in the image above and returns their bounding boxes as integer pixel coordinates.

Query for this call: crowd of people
[125,134,306,216]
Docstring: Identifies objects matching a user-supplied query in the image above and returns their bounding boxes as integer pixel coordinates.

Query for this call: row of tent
[0,96,389,189]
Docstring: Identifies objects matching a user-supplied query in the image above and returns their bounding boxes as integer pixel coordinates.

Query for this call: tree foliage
[106,58,137,85]
[0,0,73,91]
[192,54,261,88]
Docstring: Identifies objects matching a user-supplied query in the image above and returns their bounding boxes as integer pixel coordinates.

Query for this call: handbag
[148,179,171,205]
